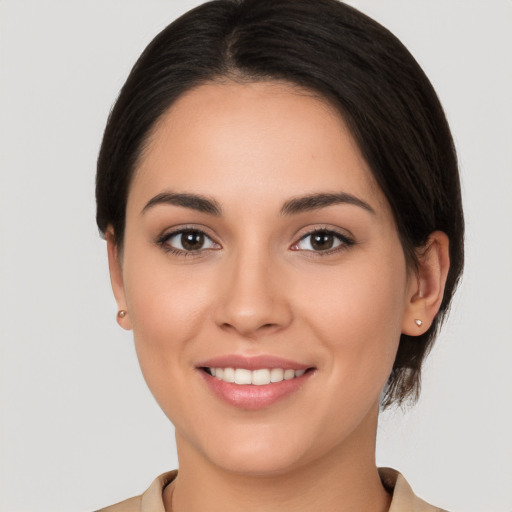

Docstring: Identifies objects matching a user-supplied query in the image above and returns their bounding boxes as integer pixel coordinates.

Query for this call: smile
[197,355,315,409]
[206,367,307,385]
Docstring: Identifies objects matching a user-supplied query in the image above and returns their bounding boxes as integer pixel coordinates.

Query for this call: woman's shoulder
[379,467,449,512]
[95,495,141,512]
[94,470,177,512]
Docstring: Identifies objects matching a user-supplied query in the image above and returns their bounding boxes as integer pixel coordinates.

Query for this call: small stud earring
[414,319,423,327]
[118,310,127,319]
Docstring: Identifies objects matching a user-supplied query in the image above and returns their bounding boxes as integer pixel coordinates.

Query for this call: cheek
[120,250,215,390]
[123,241,213,331]
[292,254,407,383]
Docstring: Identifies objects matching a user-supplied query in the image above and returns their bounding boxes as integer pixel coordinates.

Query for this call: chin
[209,445,311,477]
[176,420,318,477]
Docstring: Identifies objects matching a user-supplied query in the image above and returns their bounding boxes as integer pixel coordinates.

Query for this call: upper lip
[197,354,312,371]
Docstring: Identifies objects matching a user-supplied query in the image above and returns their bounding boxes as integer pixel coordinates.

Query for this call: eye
[158,229,220,253]
[291,229,353,253]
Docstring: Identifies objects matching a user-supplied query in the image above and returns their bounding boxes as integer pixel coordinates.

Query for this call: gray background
[1,1,511,511]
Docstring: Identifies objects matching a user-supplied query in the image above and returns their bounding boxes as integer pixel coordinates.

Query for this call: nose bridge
[214,239,291,336]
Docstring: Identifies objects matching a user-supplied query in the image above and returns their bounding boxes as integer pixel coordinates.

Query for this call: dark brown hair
[96,0,464,407]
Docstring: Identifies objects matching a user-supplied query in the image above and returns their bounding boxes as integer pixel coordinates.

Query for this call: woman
[95,0,463,510]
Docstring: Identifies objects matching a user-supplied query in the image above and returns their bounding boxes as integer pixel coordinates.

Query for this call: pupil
[311,232,333,250]
[181,231,204,250]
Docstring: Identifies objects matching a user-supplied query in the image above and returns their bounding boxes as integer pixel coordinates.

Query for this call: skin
[107,81,450,512]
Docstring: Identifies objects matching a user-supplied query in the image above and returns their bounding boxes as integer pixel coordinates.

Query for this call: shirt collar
[139,468,444,512]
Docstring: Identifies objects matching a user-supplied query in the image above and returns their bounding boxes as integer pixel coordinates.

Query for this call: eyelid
[155,224,354,256]
[156,225,221,255]
[290,226,355,254]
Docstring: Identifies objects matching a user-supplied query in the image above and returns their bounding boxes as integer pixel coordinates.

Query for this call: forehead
[131,80,387,212]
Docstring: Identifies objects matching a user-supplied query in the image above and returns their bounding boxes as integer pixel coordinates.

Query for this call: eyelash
[291,228,355,255]
[156,227,355,257]
[156,227,220,257]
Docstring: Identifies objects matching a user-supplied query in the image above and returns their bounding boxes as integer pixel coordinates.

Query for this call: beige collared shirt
[96,468,447,512]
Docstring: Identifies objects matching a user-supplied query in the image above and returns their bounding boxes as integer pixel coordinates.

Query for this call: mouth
[201,367,312,385]
[196,356,316,410]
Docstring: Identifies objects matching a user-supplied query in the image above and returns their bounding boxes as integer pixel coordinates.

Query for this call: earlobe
[106,229,132,330]
[402,231,450,336]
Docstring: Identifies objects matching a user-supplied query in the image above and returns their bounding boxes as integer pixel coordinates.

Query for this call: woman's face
[111,81,418,474]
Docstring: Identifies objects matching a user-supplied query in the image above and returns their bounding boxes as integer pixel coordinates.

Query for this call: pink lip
[197,354,310,371]
[196,354,315,410]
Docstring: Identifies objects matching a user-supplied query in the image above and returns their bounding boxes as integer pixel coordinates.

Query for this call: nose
[213,249,293,338]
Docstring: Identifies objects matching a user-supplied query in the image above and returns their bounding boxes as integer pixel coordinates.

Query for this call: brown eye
[163,229,219,253]
[181,231,205,250]
[293,229,353,253]
[310,232,335,251]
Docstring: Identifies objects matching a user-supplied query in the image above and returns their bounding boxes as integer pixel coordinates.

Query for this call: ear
[106,228,132,330]
[402,231,450,336]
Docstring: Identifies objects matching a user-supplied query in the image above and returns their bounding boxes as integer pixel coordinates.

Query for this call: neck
[165,405,391,512]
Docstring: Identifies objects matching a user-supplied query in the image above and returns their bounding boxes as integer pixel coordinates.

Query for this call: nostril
[219,321,280,335]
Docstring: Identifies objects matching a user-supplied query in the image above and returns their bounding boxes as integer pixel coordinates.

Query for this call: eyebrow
[280,192,375,216]
[142,192,222,216]
[141,191,374,217]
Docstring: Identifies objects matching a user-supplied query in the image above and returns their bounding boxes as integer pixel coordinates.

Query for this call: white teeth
[270,368,284,382]
[252,369,271,385]
[283,369,295,380]
[209,367,308,385]
[223,367,235,383]
[234,368,252,385]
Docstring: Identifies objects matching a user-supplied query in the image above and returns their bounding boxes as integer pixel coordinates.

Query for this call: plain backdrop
[1,1,511,511]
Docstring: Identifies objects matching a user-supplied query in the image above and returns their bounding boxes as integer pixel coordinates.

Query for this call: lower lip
[199,370,313,410]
